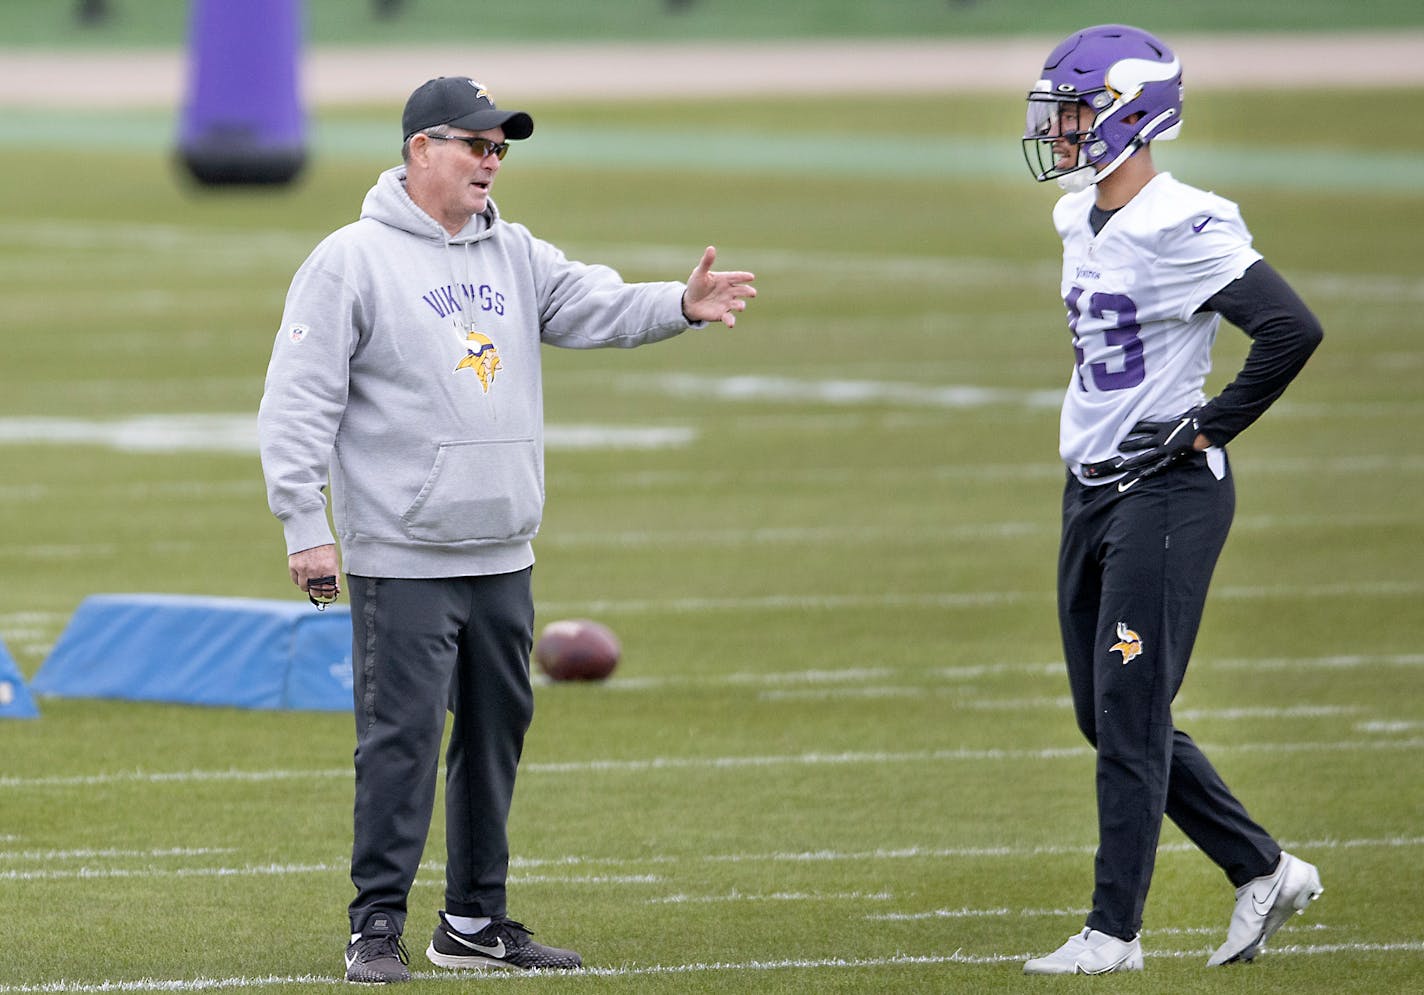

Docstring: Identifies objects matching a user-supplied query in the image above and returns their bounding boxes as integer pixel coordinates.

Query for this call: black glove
[1081,411,1202,485]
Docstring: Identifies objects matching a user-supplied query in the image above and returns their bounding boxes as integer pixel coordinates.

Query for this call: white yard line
[4,738,1422,791]
[0,416,696,456]
[0,863,658,886]
[758,687,1371,723]
[527,738,1424,772]
[0,510,1414,568]
[5,835,1421,879]
[553,453,1424,491]
[0,847,235,862]
[538,579,1424,617]
[540,512,1410,549]
[0,863,343,882]
[3,941,1423,992]
[615,653,1424,692]
[865,906,1290,927]
[647,889,894,905]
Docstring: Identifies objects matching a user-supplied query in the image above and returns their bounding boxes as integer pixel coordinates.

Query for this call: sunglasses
[424,133,510,160]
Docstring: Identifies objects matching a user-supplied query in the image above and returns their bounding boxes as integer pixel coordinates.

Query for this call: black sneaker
[345,913,411,984]
[426,911,582,970]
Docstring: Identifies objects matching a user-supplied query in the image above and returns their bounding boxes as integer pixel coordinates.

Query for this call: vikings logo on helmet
[1022,24,1183,191]
[454,330,502,393]
[1110,621,1142,665]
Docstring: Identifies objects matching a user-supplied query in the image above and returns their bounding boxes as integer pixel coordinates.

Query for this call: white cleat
[1207,851,1323,966]
[1024,927,1144,975]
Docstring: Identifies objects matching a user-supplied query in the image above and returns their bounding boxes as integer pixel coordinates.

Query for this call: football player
[1017,24,1326,974]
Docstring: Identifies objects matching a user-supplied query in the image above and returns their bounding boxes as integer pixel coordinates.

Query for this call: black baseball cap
[401,76,534,141]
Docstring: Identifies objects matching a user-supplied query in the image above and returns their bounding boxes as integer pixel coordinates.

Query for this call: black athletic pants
[346,569,536,935]
[1057,454,1279,941]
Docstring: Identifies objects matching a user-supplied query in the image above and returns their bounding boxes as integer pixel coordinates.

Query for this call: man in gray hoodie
[258,75,756,983]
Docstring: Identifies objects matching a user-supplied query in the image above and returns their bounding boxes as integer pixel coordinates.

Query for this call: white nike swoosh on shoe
[1251,870,1287,917]
[447,932,506,959]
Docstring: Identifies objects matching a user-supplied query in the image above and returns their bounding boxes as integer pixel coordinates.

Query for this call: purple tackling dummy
[177,0,306,186]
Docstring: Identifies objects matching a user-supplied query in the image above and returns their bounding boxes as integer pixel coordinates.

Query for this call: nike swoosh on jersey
[1192,216,1213,233]
[1117,477,1141,493]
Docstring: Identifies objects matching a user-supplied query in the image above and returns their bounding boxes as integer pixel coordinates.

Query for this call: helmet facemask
[1023,90,1106,192]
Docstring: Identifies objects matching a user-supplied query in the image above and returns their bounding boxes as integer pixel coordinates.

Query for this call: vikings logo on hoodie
[454,330,502,393]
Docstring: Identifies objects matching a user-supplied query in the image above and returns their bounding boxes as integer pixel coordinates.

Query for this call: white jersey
[1053,172,1261,482]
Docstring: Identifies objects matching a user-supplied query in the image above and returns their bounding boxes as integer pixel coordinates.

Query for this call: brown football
[534,619,621,681]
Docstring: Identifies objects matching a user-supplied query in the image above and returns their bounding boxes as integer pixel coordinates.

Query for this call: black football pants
[346,569,535,935]
[1057,454,1279,942]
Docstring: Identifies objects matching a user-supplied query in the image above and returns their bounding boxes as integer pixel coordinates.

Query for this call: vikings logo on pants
[454,331,503,393]
[1110,622,1142,665]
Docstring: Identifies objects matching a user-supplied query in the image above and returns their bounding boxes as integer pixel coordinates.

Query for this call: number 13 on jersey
[1066,286,1146,392]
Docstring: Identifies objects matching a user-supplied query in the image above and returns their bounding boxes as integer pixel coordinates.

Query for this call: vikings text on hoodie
[258,166,697,578]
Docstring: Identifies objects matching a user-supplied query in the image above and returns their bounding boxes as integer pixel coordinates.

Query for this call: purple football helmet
[1023,24,1183,191]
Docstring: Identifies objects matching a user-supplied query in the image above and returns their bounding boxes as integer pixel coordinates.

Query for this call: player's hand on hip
[1082,410,1210,486]
[681,246,756,328]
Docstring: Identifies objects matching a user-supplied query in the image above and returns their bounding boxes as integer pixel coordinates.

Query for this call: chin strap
[1055,139,1096,193]
[1057,105,1178,193]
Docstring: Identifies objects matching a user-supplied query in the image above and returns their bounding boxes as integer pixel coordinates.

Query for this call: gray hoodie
[258,165,695,578]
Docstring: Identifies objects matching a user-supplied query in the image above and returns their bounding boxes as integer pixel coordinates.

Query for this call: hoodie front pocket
[401,438,542,544]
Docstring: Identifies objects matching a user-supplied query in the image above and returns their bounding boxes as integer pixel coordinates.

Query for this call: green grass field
[2,76,1423,995]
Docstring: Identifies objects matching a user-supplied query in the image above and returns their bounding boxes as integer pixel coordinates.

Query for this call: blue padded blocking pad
[32,594,353,711]
[0,635,40,718]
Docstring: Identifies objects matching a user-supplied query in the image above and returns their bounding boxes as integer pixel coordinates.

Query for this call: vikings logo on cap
[402,75,534,141]
[1110,621,1142,665]
[455,330,503,393]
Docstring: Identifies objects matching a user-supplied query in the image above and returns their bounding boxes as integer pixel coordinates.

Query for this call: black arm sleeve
[1193,259,1324,446]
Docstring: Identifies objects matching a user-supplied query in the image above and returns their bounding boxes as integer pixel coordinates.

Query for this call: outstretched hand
[682,246,756,328]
